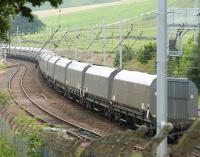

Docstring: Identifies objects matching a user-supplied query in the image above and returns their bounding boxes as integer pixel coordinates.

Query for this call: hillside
[38,0,194,28]
[11,15,45,35]
[28,0,118,11]
[33,0,133,17]
[39,0,156,28]
[16,0,195,48]
[13,0,196,71]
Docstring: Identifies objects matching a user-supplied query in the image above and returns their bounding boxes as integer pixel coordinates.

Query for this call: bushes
[113,35,200,92]
[16,117,45,157]
[185,34,200,90]
[0,138,18,157]
[0,62,6,70]
[0,91,9,107]
[168,33,200,90]
[137,42,156,64]
[114,47,135,67]
[113,42,156,71]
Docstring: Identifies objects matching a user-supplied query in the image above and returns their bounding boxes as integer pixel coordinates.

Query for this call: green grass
[18,0,193,44]
[124,58,156,73]
[132,153,142,157]
[39,0,194,28]
[15,0,158,52]
[13,0,196,68]
[28,0,118,11]
[40,0,157,28]
[198,95,200,107]
[0,61,6,70]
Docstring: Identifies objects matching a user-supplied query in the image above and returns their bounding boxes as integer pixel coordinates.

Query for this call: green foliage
[186,34,200,90]
[81,127,148,157]
[11,15,45,34]
[114,46,135,67]
[199,96,200,107]
[167,34,200,90]
[170,118,200,157]
[41,130,81,157]
[0,62,6,70]
[169,37,193,77]
[0,91,10,107]
[16,117,45,157]
[124,58,156,74]
[132,154,142,157]
[0,14,11,42]
[166,32,200,92]
[0,138,18,157]
[0,0,62,42]
[137,42,156,64]
[168,56,181,76]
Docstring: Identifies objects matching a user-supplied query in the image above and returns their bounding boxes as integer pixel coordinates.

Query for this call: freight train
[2,46,199,136]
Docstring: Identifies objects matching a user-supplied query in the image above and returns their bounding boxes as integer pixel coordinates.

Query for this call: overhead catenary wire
[9,7,198,72]
[37,25,61,56]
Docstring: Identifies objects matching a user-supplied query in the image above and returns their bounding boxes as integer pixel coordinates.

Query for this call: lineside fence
[10,15,197,73]
[1,111,200,157]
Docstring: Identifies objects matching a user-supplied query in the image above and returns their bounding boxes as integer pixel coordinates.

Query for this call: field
[39,0,157,27]
[15,0,159,51]
[27,0,118,11]
[37,0,194,28]
[13,0,195,70]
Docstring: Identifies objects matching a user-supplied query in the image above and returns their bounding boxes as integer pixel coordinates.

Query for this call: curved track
[8,59,102,141]
[7,59,200,156]
[192,146,200,157]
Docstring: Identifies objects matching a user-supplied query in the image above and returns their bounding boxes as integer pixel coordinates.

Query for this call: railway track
[6,59,200,156]
[191,146,200,157]
[8,59,102,141]
[130,144,200,157]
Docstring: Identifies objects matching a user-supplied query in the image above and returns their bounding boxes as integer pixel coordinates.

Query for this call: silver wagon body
[150,78,198,122]
[84,65,116,100]
[38,52,48,73]
[66,61,89,89]
[47,56,61,79]
[43,53,55,75]
[55,58,71,84]
[4,46,198,130]
[112,70,198,122]
[112,70,156,110]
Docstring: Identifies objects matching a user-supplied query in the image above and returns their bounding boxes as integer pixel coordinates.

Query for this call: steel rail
[8,59,102,141]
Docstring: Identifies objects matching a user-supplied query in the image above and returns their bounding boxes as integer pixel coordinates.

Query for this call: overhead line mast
[156,0,168,156]
[194,0,200,47]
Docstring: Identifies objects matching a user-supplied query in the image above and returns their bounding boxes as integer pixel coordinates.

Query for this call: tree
[169,33,200,90]
[0,0,62,42]
[114,46,134,67]
[11,15,45,34]
[137,42,156,64]
[186,33,200,90]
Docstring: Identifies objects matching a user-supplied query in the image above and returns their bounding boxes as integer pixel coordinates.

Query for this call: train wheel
[114,112,120,122]
[88,103,93,111]
[147,125,155,137]
[82,102,86,108]
[107,110,112,121]
[85,103,91,110]
[104,109,108,118]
